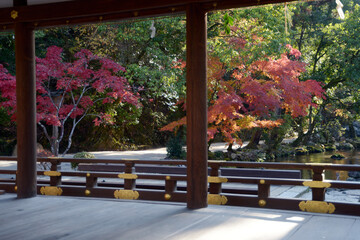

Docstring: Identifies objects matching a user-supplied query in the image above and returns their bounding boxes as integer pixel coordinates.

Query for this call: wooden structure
[0,0,300,208]
[1,156,360,216]
[6,0,354,215]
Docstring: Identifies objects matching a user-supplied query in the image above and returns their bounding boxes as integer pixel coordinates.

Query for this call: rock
[214,151,225,160]
[330,153,345,160]
[347,138,360,149]
[348,171,360,179]
[295,146,308,155]
[307,144,325,153]
[230,153,237,160]
[235,149,266,161]
[324,144,336,151]
[347,177,357,181]
[274,144,295,158]
[12,143,45,156]
[336,142,354,150]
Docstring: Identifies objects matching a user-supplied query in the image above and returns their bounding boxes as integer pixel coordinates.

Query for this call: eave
[0,0,298,31]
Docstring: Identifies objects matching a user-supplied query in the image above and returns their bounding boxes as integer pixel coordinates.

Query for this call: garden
[0,0,360,175]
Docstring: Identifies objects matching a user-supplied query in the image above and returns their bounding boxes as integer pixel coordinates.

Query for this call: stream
[276,150,360,180]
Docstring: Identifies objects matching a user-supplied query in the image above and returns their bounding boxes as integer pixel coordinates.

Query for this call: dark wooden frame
[0,0,312,208]
[1,157,360,216]
[0,0,300,29]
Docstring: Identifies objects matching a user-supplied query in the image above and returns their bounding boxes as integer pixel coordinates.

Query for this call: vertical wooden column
[186,4,208,209]
[15,22,37,198]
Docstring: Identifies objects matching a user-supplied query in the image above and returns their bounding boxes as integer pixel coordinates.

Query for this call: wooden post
[15,22,37,198]
[186,4,208,209]
[312,167,326,201]
[209,164,221,194]
[124,162,135,190]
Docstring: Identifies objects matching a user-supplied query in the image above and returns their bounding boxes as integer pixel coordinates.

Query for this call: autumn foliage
[161,43,324,145]
[0,46,139,155]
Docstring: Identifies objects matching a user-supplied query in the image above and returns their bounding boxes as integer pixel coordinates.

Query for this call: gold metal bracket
[299,200,335,214]
[40,186,63,196]
[117,174,138,179]
[44,171,61,177]
[11,10,18,20]
[208,176,228,183]
[114,190,139,200]
[303,181,331,188]
[208,194,228,205]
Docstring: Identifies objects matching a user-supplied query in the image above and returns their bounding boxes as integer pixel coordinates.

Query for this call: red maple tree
[161,44,324,146]
[0,46,139,156]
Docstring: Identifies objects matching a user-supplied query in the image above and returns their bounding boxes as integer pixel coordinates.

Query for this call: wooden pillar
[15,22,37,198]
[186,4,208,209]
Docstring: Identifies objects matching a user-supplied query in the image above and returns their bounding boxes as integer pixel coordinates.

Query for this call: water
[275,150,360,180]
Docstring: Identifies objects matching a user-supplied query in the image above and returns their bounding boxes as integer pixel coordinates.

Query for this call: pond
[275,150,360,180]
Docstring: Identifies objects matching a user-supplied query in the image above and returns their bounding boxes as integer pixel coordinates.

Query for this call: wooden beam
[186,3,208,209]
[0,0,300,28]
[15,22,37,198]
[0,0,205,24]
[13,0,27,7]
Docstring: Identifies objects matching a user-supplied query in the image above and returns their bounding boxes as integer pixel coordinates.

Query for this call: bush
[336,142,354,151]
[166,135,186,159]
[72,152,96,169]
[325,144,336,151]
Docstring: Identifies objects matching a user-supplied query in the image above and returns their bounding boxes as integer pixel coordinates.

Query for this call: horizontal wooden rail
[1,156,360,216]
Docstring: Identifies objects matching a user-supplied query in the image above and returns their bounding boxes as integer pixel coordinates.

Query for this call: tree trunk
[246,128,262,149]
[349,121,356,139]
[266,127,285,151]
[52,125,59,156]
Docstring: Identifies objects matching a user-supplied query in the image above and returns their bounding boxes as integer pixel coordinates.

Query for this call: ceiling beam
[13,0,27,7]
[0,0,299,30]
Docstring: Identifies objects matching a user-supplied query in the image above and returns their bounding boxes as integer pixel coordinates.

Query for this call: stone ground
[2,194,360,240]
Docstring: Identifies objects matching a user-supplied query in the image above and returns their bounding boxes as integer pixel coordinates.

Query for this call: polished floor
[0,193,359,240]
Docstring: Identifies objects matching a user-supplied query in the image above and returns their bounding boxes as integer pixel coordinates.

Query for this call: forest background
[0,0,359,159]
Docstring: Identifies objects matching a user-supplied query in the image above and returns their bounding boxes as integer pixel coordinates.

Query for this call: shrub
[166,135,186,159]
[72,152,96,169]
[325,144,336,151]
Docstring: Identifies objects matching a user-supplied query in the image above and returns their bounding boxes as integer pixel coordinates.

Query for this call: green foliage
[264,114,293,151]
[72,152,96,169]
[325,144,337,151]
[0,34,15,74]
[289,0,360,145]
[2,3,360,152]
[166,134,186,159]
[0,107,16,155]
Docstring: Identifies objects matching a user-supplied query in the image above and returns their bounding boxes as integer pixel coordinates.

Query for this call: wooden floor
[1,194,360,240]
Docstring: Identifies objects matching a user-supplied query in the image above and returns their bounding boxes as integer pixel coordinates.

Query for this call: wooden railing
[1,156,360,216]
